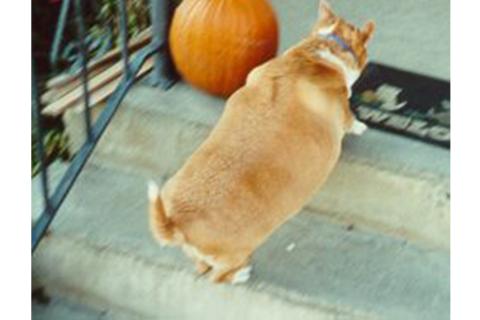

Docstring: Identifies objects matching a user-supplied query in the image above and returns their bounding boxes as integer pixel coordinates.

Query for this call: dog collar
[320,33,358,62]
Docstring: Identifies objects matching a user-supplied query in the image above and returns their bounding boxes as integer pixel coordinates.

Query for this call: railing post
[73,0,93,142]
[149,0,177,89]
[117,0,131,78]
[50,0,71,70]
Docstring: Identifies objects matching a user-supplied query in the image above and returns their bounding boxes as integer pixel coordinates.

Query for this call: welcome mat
[351,63,450,148]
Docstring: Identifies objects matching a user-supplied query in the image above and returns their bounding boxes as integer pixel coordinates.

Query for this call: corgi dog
[148,0,375,284]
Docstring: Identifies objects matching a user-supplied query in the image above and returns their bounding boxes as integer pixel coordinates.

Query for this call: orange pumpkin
[169,0,279,97]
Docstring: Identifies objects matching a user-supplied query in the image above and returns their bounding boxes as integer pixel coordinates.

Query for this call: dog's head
[311,0,375,71]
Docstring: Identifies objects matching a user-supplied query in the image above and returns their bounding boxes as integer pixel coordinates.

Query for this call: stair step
[63,82,449,249]
[33,164,449,320]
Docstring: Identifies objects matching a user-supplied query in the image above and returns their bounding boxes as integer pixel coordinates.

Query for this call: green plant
[32,127,70,177]
[61,0,151,73]
[92,0,150,45]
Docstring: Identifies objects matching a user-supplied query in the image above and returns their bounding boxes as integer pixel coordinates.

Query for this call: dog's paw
[147,180,159,200]
[231,265,252,284]
[350,120,368,135]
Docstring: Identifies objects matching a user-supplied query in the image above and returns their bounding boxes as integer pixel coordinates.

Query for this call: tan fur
[148,0,375,284]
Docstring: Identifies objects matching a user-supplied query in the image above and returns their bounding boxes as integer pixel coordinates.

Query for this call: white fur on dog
[148,180,160,201]
[231,265,252,284]
[350,119,368,135]
[316,49,360,93]
[317,24,336,36]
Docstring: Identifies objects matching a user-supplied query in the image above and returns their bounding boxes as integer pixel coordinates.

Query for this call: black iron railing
[31,0,176,252]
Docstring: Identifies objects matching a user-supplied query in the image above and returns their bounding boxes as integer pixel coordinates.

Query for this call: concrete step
[63,82,449,250]
[33,163,449,320]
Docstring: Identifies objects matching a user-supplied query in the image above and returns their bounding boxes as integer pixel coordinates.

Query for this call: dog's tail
[148,180,174,244]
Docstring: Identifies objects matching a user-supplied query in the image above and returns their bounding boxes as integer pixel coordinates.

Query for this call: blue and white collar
[319,33,358,62]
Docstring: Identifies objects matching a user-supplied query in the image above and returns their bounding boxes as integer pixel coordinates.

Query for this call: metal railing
[31,0,176,252]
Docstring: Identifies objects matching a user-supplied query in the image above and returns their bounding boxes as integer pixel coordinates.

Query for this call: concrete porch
[32,0,450,319]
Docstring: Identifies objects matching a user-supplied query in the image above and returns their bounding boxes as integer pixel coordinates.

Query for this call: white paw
[231,265,252,284]
[147,180,159,200]
[350,120,368,135]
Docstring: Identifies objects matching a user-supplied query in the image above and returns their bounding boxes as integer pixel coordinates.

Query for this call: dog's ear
[318,0,335,23]
[361,21,376,44]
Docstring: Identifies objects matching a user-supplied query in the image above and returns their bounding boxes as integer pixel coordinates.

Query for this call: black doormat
[351,62,450,149]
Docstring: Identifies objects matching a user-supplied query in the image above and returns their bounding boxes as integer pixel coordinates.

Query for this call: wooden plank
[42,61,125,116]
[41,64,111,104]
[46,27,152,90]
[42,58,154,117]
